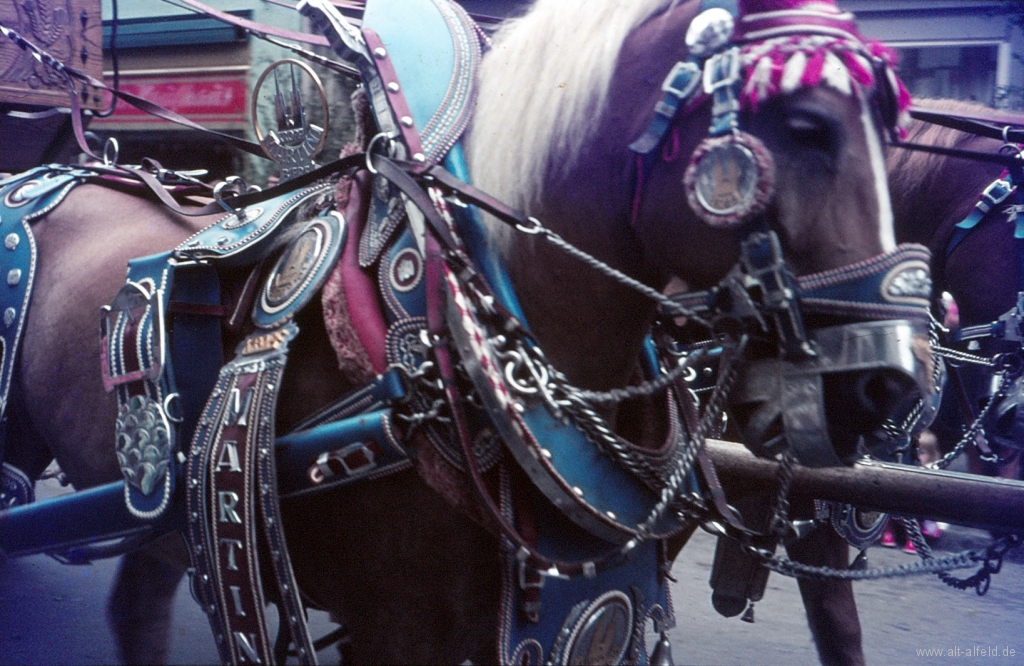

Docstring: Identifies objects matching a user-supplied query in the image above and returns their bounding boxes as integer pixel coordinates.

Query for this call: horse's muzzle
[728,319,936,466]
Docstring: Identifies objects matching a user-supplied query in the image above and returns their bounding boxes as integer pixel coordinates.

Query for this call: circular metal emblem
[251,59,330,179]
[266,226,324,311]
[826,501,888,549]
[390,247,423,293]
[563,591,634,666]
[254,212,345,329]
[684,131,775,229]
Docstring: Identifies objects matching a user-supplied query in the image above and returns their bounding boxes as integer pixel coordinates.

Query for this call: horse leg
[107,533,189,665]
[282,471,501,665]
[785,526,865,666]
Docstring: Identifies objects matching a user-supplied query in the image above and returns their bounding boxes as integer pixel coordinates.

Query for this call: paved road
[2,484,1022,665]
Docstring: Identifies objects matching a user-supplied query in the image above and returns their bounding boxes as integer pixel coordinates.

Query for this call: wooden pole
[705,439,1024,532]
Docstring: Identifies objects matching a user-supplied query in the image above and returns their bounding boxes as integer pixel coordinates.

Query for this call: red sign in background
[92,74,249,126]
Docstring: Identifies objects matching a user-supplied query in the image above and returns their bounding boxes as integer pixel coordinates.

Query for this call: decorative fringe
[736,33,912,136]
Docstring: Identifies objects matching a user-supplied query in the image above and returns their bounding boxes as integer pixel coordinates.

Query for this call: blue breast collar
[0,167,92,476]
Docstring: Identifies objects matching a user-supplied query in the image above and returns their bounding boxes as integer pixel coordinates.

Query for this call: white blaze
[860,95,896,252]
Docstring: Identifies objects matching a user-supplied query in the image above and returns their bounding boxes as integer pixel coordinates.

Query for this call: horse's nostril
[855,370,912,423]
[825,370,920,439]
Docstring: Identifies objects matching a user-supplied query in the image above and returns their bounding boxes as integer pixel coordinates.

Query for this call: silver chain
[516,218,712,327]
[929,368,1013,470]
[633,336,748,541]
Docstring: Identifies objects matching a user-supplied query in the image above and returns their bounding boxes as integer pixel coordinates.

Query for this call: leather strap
[909,107,1024,144]
[186,323,316,665]
[362,29,428,168]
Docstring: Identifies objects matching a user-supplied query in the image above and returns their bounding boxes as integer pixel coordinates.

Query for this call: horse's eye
[786,112,835,143]
[786,112,834,149]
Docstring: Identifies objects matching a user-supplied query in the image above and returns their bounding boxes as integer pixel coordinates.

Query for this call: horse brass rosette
[684,132,775,228]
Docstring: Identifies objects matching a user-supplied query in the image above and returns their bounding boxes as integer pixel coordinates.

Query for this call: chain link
[929,369,1013,470]
[901,517,1024,595]
[528,222,713,328]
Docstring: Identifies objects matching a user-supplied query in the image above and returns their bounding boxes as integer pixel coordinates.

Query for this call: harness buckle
[308,442,378,484]
[661,61,702,100]
[979,179,1013,213]
[703,47,741,95]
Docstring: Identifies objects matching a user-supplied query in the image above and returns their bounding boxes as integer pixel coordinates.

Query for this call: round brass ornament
[683,131,775,229]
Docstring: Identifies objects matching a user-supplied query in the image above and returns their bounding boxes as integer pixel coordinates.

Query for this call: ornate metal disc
[562,591,634,666]
[251,58,330,180]
[684,131,775,228]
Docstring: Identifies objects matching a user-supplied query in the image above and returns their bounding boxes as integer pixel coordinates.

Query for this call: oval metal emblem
[563,591,634,666]
[115,394,172,496]
[254,211,346,328]
[825,501,888,549]
[684,131,775,228]
[390,247,423,293]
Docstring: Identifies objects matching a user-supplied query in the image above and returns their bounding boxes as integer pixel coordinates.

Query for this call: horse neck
[496,189,659,394]
[887,115,1023,327]
[889,130,1005,279]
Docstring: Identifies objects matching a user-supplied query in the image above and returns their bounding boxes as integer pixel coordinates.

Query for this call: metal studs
[4,233,18,250]
[176,452,187,464]
[3,307,15,328]
[412,153,426,163]
[216,236,230,246]
[387,82,400,93]
[7,268,21,286]
[605,510,617,520]
[400,116,414,128]
[572,486,584,497]
[539,448,553,460]
[373,47,387,59]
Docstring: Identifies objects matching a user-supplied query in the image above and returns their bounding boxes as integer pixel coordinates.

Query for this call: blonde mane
[465,0,677,215]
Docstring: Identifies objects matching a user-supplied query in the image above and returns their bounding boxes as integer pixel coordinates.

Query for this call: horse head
[469,0,933,467]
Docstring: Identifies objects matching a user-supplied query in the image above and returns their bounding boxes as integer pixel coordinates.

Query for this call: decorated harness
[0,0,959,664]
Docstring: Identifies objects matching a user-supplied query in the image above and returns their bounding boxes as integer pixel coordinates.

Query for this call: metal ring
[163,392,184,424]
[515,216,545,235]
[250,59,330,161]
[1003,125,1012,144]
[103,137,119,166]
[365,132,396,175]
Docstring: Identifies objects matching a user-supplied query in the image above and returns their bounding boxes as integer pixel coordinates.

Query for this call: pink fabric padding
[322,171,389,376]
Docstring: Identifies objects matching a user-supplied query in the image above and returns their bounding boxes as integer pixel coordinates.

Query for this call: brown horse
[889,98,1024,483]
[780,99,1024,666]
[1,0,916,662]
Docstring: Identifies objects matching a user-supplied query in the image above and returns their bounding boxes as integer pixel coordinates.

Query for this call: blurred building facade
[4,1,1021,178]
